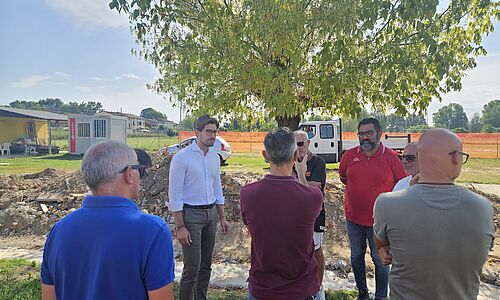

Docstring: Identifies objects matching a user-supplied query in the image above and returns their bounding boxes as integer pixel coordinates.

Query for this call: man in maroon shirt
[339,118,407,300]
[240,127,323,300]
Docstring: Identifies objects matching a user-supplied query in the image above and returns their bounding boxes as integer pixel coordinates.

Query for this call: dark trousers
[179,206,217,300]
[346,219,389,300]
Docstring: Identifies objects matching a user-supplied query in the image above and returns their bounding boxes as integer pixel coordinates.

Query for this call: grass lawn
[1,150,499,185]
[0,259,357,300]
[53,136,179,152]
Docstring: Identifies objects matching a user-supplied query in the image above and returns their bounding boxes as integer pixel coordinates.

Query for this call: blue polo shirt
[41,196,175,300]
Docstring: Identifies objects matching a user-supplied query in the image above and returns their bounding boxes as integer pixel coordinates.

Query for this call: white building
[68,114,127,155]
[99,111,147,134]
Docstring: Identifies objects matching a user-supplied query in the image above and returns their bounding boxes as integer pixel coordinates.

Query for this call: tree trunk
[275,115,301,130]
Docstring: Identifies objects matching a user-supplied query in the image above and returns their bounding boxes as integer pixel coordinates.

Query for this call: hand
[219,217,230,235]
[378,245,392,265]
[176,227,192,245]
[294,153,308,176]
[410,174,420,186]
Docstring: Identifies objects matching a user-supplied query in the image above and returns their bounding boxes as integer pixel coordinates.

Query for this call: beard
[360,139,378,151]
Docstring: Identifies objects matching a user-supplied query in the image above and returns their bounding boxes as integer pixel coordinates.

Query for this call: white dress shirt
[167,141,224,212]
[392,175,413,192]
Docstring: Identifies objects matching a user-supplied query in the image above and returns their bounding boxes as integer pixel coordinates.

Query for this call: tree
[385,113,427,132]
[9,99,102,115]
[179,114,195,130]
[141,107,168,120]
[468,113,483,132]
[433,103,468,130]
[110,0,498,129]
[481,100,500,128]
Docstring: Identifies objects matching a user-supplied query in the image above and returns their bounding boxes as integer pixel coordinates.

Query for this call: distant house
[145,119,178,129]
[0,107,67,145]
[99,111,147,134]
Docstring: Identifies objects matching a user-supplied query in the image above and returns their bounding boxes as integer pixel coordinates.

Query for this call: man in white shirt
[168,115,230,300]
[392,142,419,191]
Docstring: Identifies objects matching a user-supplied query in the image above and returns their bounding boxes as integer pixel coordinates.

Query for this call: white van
[298,120,410,163]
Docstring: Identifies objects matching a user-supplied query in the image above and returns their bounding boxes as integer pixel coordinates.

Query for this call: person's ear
[450,152,460,166]
[261,150,269,161]
[123,166,134,184]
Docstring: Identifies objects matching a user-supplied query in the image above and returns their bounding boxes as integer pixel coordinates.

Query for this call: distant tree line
[9,98,103,115]
[433,100,500,133]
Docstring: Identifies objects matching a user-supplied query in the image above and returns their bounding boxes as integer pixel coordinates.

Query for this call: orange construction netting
[179,131,500,158]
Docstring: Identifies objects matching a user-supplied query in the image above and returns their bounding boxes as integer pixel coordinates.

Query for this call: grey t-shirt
[374,184,495,300]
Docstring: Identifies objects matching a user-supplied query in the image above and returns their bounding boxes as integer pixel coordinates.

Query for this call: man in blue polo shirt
[41,140,175,300]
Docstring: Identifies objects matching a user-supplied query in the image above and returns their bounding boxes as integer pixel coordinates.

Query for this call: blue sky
[0,0,499,123]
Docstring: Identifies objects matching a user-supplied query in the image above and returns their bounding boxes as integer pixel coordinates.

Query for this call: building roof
[0,107,67,121]
[100,111,146,120]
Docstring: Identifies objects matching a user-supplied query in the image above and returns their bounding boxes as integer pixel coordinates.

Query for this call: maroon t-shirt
[240,175,322,300]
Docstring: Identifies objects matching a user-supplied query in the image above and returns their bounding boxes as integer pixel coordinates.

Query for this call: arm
[213,161,225,206]
[41,284,56,300]
[339,153,348,184]
[216,204,230,234]
[173,211,191,245]
[294,154,309,186]
[148,282,174,300]
[168,153,187,212]
[374,236,392,266]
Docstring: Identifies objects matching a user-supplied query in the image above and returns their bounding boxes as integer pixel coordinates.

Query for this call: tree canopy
[140,107,168,120]
[432,102,468,129]
[9,99,103,115]
[110,0,499,129]
[481,99,500,128]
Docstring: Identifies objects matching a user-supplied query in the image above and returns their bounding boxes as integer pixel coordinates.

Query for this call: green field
[1,150,499,185]
[0,259,357,300]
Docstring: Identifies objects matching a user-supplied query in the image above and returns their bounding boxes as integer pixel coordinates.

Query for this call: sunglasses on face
[119,164,148,179]
[399,155,416,162]
[297,141,307,147]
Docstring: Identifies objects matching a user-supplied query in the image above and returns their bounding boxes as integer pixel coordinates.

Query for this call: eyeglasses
[399,155,416,162]
[357,130,375,137]
[448,150,469,165]
[119,164,147,178]
[201,129,218,136]
[296,141,307,147]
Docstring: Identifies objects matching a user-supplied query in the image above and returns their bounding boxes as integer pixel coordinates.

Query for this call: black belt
[183,203,215,209]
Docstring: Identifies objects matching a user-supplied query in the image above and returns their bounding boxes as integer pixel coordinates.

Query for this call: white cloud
[75,85,109,93]
[12,75,51,88]
[113,73,141,80]
[54,71,71,78]
[46,0,129,29]
[91,77,103,81]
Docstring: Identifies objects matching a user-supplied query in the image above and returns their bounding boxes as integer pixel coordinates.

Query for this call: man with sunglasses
[294,130,327,300]
[339,117,407,300]
[41,140,175,300]
[374,128,494,299]
[168,115,229,300]
[393,142,419,191]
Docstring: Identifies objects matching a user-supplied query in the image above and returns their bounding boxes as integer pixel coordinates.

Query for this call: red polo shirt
[339,143,407,226]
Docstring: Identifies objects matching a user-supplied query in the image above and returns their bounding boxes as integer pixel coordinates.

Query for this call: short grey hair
[81,140,137,190]
[264,127,297,165]
[294,130,309,140]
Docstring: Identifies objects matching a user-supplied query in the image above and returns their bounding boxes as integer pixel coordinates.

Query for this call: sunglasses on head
[296,141,307,147]
[119,164,148,179]
[399,155,416,162]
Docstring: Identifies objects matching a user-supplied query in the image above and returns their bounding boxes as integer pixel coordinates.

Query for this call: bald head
[417,128,463,182]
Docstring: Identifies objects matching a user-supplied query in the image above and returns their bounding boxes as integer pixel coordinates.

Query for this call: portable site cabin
[0,107,67,154]
[68,114,127,155]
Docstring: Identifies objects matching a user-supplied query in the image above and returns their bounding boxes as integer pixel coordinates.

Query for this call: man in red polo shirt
[339,117,407,300]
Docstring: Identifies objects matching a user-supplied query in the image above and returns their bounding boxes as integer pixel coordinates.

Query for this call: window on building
[301,125,316,139]
[77,123,91,137]
[94,119,107,138]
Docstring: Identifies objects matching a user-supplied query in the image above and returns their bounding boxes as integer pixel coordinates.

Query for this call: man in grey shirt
[374,128,495,300]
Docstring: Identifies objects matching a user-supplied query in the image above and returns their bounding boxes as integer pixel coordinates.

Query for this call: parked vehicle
[160,136,231,164]
[298,119,410,163]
